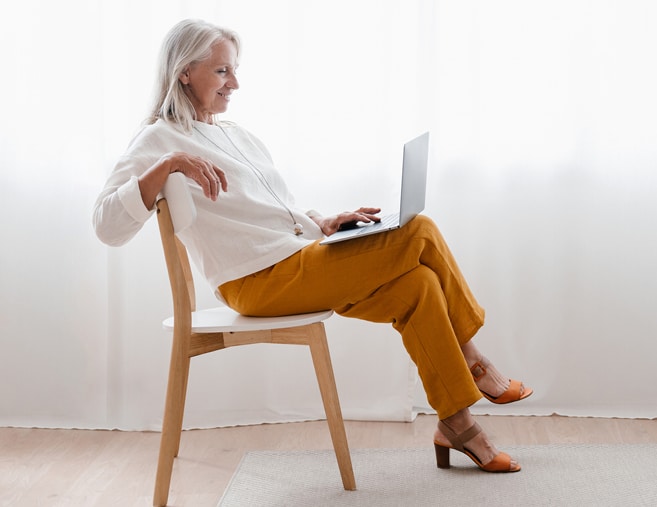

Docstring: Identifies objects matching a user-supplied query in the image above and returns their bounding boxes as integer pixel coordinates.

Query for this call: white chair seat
[163,307,334,333]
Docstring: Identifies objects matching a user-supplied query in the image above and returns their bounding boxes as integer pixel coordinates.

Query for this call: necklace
[193,124,304,235]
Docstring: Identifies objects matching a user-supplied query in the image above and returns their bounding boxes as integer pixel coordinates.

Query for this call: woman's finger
[213,166,228,191]
[204,161,220,199]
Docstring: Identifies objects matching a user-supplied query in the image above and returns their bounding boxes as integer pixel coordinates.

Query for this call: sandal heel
[434,442,450,469]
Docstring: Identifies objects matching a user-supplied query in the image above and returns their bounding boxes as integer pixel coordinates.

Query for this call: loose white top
[93,119,323,295]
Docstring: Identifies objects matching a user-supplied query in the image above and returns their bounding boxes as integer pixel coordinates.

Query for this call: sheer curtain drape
[1,0,655,430]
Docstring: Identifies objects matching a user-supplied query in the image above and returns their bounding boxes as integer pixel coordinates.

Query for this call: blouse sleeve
[92,160,155,247]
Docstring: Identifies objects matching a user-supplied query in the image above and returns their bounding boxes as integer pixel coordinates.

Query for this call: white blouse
[93,119,323,295]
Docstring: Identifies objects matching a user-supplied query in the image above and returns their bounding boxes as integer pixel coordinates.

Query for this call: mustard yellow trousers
[219,215,484,419]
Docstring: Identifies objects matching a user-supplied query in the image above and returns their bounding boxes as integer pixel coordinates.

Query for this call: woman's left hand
[313,207,382,236]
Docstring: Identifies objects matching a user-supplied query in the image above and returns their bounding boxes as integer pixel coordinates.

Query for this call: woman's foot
[433,409,520,472]
[461,342,533,404]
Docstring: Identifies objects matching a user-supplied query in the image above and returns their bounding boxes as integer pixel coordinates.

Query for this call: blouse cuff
[118,175,155,223]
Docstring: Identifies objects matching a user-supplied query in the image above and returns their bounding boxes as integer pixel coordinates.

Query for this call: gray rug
[218,444,657,506]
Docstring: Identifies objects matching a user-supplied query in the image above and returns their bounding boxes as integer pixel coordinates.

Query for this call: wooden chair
[152,173,356,506]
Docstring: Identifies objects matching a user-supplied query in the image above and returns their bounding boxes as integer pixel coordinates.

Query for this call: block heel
[434,442,451,469]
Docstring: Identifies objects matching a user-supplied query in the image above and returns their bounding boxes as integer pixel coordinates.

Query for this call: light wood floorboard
[1,415,656,506]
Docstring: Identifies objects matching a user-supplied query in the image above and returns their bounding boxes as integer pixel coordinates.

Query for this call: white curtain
[1,0,656,430]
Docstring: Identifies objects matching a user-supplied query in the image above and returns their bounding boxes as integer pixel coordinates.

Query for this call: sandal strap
[484,451,514,472]
[491,379,522,404]
[470,356,491,382]
[470,361,487,381]
[438,421,483,453]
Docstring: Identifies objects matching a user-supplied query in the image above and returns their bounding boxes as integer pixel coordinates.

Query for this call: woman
[94,19,532,473]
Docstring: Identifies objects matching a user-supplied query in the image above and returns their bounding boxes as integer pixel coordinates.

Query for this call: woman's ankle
[440,407,474,433]
[460,341,483,368]
[461,341,511,397]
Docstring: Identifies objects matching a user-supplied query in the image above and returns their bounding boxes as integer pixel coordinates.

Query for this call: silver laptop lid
[399,131,430,225]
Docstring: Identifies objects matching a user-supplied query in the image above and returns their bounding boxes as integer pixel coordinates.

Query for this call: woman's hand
[138,152,228,209]
[312,207,382,236]
[165,152,228,200]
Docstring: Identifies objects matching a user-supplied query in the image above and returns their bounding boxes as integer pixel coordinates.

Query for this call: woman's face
[179,39,239,123]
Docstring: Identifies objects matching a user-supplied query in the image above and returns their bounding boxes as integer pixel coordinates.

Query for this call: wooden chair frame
[153,197,356,506]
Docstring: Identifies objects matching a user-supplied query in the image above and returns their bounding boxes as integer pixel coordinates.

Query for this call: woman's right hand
[138,152,228,209]
[312,207,382,236]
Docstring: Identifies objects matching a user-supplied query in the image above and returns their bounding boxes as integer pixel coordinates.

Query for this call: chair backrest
[157,173,198,317]
[162,172,197,233]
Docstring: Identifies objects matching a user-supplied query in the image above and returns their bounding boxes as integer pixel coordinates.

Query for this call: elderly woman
[94,19,532,473]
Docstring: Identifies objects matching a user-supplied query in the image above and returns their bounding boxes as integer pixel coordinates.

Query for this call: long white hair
[146,19,240,132]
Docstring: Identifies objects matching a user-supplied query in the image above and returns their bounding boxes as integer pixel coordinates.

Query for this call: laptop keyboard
[352,213,399,235]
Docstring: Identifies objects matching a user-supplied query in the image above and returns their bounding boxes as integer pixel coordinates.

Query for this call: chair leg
[173,358,190,457]
[307,323,357,491]
[153,352,191,506]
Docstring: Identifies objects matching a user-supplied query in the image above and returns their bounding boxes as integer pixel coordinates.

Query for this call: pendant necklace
[193,124,304,236]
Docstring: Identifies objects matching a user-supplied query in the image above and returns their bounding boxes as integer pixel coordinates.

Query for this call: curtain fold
[1,0,656,430]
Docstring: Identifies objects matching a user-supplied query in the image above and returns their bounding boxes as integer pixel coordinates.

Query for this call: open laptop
[320,132,430,245]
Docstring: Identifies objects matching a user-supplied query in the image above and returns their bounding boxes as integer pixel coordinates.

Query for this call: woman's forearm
[138,155,174,210]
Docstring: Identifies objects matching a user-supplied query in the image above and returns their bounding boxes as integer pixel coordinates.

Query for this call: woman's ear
[179,67,190,85]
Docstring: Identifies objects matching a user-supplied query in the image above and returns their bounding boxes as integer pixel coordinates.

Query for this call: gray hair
[146,19,240,132]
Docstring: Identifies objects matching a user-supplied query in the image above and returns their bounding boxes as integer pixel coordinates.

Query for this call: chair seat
[163,306,334,333]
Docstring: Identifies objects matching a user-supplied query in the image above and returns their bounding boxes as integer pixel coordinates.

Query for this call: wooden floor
[2,415,656,506]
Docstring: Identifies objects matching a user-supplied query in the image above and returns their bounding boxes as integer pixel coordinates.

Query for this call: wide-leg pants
[219,215,485,419]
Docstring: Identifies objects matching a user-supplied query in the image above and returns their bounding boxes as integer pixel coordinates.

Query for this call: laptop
[320,131,430,245]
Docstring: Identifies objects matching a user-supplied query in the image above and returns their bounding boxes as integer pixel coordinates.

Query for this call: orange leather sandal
[470,357,533,404]
[434,421,521,473]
